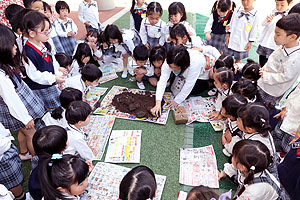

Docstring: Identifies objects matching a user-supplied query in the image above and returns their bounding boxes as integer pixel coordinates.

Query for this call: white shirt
[257,43,300,97]
[215,88,232,112]
[64,124,95,161]
[0,123,13,158]
[54,18,78,38]
[155,49,206,105]
[70,60,81,77]
[140,18,167,46]
[129,3,148,30]
[128,60,153,77]
[42,108,68,129]
[204,14,214,33]
[166,21,196,40]
[64,75,89,99]
[78,0,101,29]
[122,29,137,55]
[228,6,260,52]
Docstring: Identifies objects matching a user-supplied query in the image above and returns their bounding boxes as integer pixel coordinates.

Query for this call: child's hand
[208,111,222,120]
[151,103,162,117]
[25,119,35,130]
[274,107,286,120]
[166,100,178,110]
[56,75,65,84]
[245,42,252,51]
[84,21,91,26]
[145,43,150,49]
[88,41,97,51]
[259,69,264,78]
[222,129,232,145]
[266,15,274,24]
[225,25,230,32]
[205,32,211,40]
[289,125,300,145]
[218,170,227,180]
[85,160,94,172]
[225,34,230,46]
[58,83,63,90]
[67,31,73,37]
[58,67,68,76]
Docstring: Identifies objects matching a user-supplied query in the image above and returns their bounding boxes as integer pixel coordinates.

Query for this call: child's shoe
[222,148,231,157]
[137,81,145,89]
[19,151,32,161]
[121,69,128,79]
[208,88,217,96]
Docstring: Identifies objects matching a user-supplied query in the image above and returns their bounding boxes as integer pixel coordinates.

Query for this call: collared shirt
[42,108,68,129]
[140,18,167,46]
[166,20,196,40]
[128,60,153,77]
[64,75,89,99]
[78,0,101,29]
[130,3,148,30]
[54,18,78,38]
[0,123,13,158]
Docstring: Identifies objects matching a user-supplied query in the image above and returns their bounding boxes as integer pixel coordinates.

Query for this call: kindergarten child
[55,52,73,76]
[119,165,157,200]
[130,0,148,32]
[204,0,235,53]
[225,0,260,63]
[186,186,232,200]
[71,42,93,76]
[241,58,260,81]
[140,2,167,50]
[85,30,102,61]
[78,0,102,33]
[23,0,43,12]
[54,1,78,56]
[256,0,292,67]
[149,46,167,80]
[219,140,280,200]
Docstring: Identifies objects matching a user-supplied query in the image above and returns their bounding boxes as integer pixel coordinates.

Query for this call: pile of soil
[112,90,163,118]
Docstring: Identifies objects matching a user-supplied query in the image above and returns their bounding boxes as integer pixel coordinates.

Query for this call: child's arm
[289,125,300,145]
[54,20,68,37]
[76,138,95,161]
[204,14,214,40]
[71,19,78,35]
[273,107,286,120]
[130,14,135,30]
[247,13,261,50]
[159,22,167,46]
[78,3,89,26]
[139,19,148,45]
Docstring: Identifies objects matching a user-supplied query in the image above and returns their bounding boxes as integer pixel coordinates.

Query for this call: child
[258,13,300,107]
[54,1,78,56]
[29,125,68,200]
[42,88,83,129]
[0,123,26,200]
[232,78,260,102]
[241,58,260,81]
[221,94,248,157]
[85,30,102,61]
[39,154,89,200]
[64,63,102,100]
[129,44,154,89]
[71,42,93,76]
[186,186,232,200]
[208,67,234,120]
[130,0,147,32]
[140,2,167,50]
[22,11,65,109]
[119,165,157,200]
[4,4,24,26]
[289,2,300,14]
[204,0,235,53]
[219,140,280,200]
[23,0,43,12]
[149,46,167,80]
[64,101,95,161]
[78,0,102,33]
[55,52,73,76]
[225,0,260,63]
[256,0,292,67]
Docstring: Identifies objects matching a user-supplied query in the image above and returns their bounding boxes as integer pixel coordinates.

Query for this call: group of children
[1,0,300,199]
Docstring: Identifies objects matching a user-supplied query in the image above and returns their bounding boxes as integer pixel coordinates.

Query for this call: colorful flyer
[105,130,141,163]
[85,87,108,106]
[210,119,226,132]
[99,69,118,84]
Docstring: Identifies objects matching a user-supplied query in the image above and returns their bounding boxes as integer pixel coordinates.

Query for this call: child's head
[119,165,157,200]
[147,2,163,26]
[43,1,52,19]
[149,46,166,68]
[275,0,293,12]
[275,13,300,45]
[166,45,190,76]
[55,1,70,20]
[55,53,72,72]
[232,78,260,102]
[85,30,99,44]
[186,185,219,200]
[104,24,123,45]
[237,103,271,136]
[169,23,191,46]
[4,4,24,23]
[40,154,89,200]
[133,44,149,66]
[221,94,247,120]
[289,2,300,14]
[23,10,51,43]
[232,140,271,197]
[81,63,102,86]
[130,0,146,15]
[10,8,31,35]
[73,43,92,68]
[211,0,235,16]
[241,0,256,11]
[241,59,260,81]
[213,67,234,90]
[66,101,92,126]
[23,0,43,12]
[168,2,186,24]
[210,54,234,79]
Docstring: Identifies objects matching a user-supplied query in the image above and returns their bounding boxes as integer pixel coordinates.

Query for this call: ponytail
[232,1,236,11]
[51,106,64,120]
[211,1,218,14]
[130,0,136,15]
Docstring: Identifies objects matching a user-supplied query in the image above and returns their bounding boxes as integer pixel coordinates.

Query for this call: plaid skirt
[207,33,226,52]
[33,85,61,110]
[52,36,65,53]
[0,144,23,189]
[256,45,274,57]
[258,87,282,107]
[59,36,77,56]
[271,121,294,153]
[224,46,249,60]
[147,36,160,50]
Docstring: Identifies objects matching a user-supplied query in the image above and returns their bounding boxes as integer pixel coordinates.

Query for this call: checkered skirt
[256,45,274,57]
[258,87,282,107]
[224,46,249,60]
[59,36,77,56]
[33,85,61,110]
[207,33,226,52]
[52,36,65,53]
[271,121,294,153]
[0,144,23,189]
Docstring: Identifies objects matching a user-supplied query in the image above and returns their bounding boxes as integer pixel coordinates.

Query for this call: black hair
[149,46,166,66]
[276,13,300,37]
[65,101,92,125]
[186,185,219,200]
[222,94,247,119]
[23,10,51,34]
[232,140,271,199]
[147,2,163,16]
[55,53,72,68]
[103,24,123,44]
[232,78,262,102]
[130,0,147,15]
[33,125,68,159]
[214,54,234,72]
[10,8,31,34]
[211,0,236,14]
[81,63,102,82]
[55,0,70,14]
[5,4,24,22]
[43,1,52,13]
[289,2,300,14]
[169,23,191,44]
[39,154,89,200]
[85,29,99,42]
[276,0,293,5]
[119,165,157,200]
[167,45,190,75]
[23,0,42,9]
[73,43,92,71]
[237,103,271,137]
[214,67,234,88]
[51,87,83,120]
[133,44,149,61]
[168,2,186,21]
[242,59,260,81]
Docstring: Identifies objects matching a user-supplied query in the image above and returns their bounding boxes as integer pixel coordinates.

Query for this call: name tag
[141,13,146,19]
[223,20,228,26]
[245,21,252,32]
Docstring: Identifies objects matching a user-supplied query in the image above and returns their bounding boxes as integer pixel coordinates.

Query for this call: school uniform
[223,119,243,155]
[98,43,127,70]
[78,0,102,33]
[140,18,167,49]
[64,75,90,100]
[128,59,153,77]
[50,21,65,54]
[166,21,196,38]
[156,49,206,105]
[130,3,147,32]
[42,108,68,129]
[225,6,260,60]
[64,124,95,161]
[54,18,78,56]
[215,87,232,112]
[121,28,142,56]
[204,10,233,52]
[0,184,14,200]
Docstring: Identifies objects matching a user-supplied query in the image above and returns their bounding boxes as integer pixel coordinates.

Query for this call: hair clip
[250,166,255,170]
[51,153,63,160]
[210,189,232,200]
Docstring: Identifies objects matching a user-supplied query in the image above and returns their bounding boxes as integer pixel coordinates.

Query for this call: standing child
[71,43,93,77]
[140,2,167,50]
[78,0,102,33]
[204,0,235,53]
[23,0,44,12]
[256,0,292,67]
[54,1,78,56]
[130,0,148,32]
[225,0,260,63]
[149,46,167,80]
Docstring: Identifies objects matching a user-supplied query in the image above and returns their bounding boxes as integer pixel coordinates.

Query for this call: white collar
[282,42,300,57]
[28,40,45,52]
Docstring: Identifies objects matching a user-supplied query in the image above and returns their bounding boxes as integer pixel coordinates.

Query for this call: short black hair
[65,101,92,125]
[55,0,70,14]
[149,46,166,65]
[168,2,186,21]
[167,45,190,75]
[289,2,300,14]
[169,23,191,43]
[23,0,42,8]
[222,94,247,119]
[133,45,149,61]
[81,63,102,82]
[276,0,293,5]
[5,4,24,21]
[73,43,92,70]
[55,52,72,68]
[43,1,52,13]
[10,8,31,33]
[276,13,300,37]
[147,2,163,16]
[104,24,123,44]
